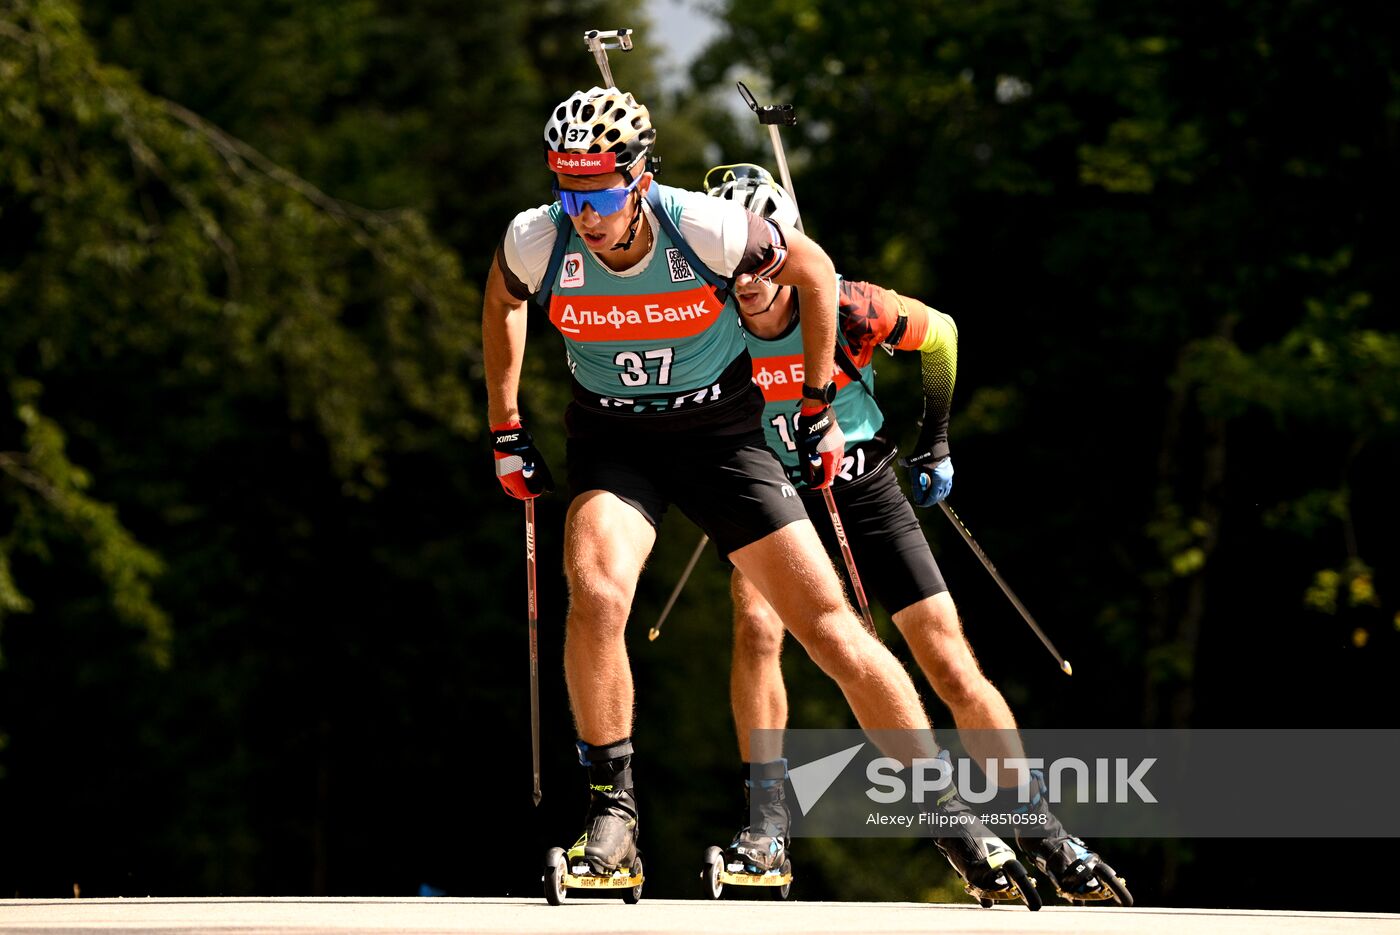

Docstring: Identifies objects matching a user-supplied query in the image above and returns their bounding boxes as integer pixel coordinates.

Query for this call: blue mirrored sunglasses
[553,175,640,218]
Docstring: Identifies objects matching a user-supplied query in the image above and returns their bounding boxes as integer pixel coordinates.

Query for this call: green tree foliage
[1,380,168,665]
[1,0,478,638]
[1,0,486,894]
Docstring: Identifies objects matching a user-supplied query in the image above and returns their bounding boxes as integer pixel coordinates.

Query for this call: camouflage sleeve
[836,280,903,366]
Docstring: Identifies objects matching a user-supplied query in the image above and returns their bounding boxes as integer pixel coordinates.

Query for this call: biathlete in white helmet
[705,162,1132,907]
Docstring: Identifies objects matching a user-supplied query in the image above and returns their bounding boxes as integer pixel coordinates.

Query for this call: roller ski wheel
[544,847,567,906]
[965,857,1041,911]
[701,844,795,899]
[622,853,645,905]
[1007,859,1042,911]
[703,846,724,899]
[774,857,793,901]
[1058,858,1131,907]
[1095,861,1132,906]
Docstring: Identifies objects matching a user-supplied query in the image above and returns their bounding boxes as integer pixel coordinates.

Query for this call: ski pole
[648,533,709,641]
[821,487,876,635]
[736,82,803,233]
[737,79,875,634]
[583,28,633,88]
[937,501,1072,676]
[525,499,542,804]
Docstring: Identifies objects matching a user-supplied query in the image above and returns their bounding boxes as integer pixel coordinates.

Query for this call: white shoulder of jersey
[500,203,558,295]
[669,186,750,278]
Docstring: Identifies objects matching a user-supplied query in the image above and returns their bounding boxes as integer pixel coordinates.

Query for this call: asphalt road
[1,898,1398,935]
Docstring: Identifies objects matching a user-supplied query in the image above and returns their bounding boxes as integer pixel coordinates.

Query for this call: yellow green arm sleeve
[911,307,958,463]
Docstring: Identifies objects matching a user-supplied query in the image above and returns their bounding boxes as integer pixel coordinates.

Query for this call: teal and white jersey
[743,277,903,487]
[501,184,778,427]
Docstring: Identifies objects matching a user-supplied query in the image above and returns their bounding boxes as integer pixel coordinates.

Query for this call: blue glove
[906,456,953,507]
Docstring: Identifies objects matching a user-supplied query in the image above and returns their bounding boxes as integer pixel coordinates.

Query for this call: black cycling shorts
[567,430,809,557]
[800,463,948,616]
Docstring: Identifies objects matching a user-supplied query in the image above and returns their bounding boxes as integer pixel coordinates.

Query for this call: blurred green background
[1,0,1396,909]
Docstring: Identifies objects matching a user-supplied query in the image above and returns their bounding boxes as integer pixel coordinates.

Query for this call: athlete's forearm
[911,305,958,461]
[773,226,838,390]
[483,258,530,426]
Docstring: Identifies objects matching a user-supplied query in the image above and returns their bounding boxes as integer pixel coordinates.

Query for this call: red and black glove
[795,402,845,490]
[491,420,554,500]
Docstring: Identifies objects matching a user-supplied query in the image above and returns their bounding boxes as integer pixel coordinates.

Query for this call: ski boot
[702,759,793,900]
[928,754,1041,910]
[1005,769,1132,906]
[543,739,644,906]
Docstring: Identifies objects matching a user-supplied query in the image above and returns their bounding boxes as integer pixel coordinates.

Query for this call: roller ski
[702,760,793,900]
[542,740,645,906]
[928,765,1041,911]
[1017,833,1132,907]
[1008,771,1132,906]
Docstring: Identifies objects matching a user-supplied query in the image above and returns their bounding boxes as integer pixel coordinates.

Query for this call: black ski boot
[567,739,640,876]
[928,753,1041,910]
[729,759,791,873]
[1006,769,1133,906]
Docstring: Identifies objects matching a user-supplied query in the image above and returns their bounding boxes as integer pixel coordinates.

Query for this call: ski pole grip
[737,81,797,126]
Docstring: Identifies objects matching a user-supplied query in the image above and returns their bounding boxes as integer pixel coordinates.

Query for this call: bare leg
[563,490,656,745]
[893,591,1025,786]
[730,568,788,763]
[730,520,934,763]
[733,522,1032,899]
